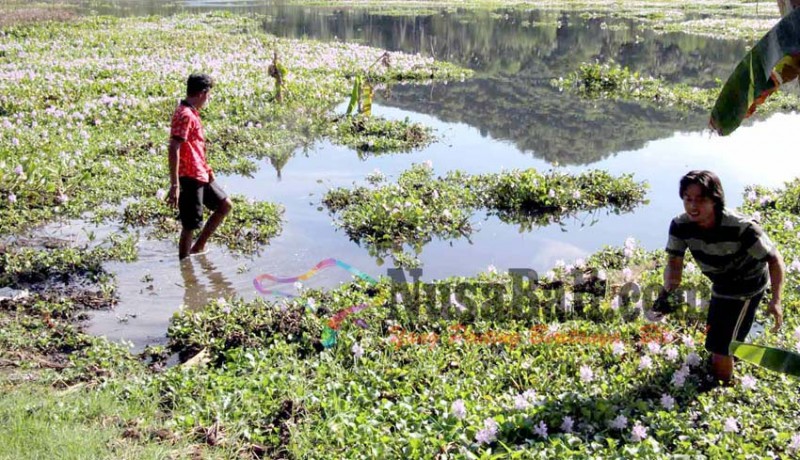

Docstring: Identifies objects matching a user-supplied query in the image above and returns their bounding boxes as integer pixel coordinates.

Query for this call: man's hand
[167,185,179,208]
[644,308,665,323]
[766,297,783,333]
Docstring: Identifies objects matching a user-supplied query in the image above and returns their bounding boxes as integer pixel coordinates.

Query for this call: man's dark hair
[679,170,725,218]
[186,73,214,97]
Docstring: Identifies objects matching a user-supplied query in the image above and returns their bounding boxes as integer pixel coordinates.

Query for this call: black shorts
[178,177,228,230]
[705,291,764,356]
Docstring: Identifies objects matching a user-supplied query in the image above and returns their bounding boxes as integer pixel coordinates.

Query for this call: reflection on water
[259,7,747,164]
[179,255,237,310]
[71,2,749,166]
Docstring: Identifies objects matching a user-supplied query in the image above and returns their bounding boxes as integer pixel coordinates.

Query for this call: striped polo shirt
[666,209,776,298]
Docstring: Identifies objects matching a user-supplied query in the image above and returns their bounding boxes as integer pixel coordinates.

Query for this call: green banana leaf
[345,75,362,117]
[730,340,800,378]
[709,7,800,135]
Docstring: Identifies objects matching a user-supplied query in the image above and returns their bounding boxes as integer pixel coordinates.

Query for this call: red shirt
[170,100,212,183]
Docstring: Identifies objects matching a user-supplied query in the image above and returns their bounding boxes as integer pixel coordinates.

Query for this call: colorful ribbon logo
[253,258,378,348]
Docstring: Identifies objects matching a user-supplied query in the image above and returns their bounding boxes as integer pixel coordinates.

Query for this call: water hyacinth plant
[323,164,648,263]
[0,12,470,241]
[4,220,800,458]
[2,6,800,460]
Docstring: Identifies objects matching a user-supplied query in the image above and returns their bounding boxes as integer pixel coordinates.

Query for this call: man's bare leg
[179,228,194,260]
[711,353,734,383]
[190,198,233,254]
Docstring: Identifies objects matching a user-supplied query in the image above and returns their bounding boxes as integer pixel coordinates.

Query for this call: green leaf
[730,341,800,378]
[345,75,362,117]
[710,8,800,135]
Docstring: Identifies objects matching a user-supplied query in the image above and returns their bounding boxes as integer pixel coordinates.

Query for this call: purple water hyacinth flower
[622,267,634,282]
[579,365,594,383]
[660,393,675,410]
[8,193,17,204]
[14,164,23,175]
[513,394,531,410]
[685,352,701,367]
[631,422,648,442]
[475,418,499,444]
[672,369,688,388]
[351,342,363,359]
[534,421,548,438]
[724,417,739,433]
[789,433,800,452]
[609,415,627,430]
[450,399,466,420]
[522,389,540,404]
[560,416,574,433]
[475,428,495,445]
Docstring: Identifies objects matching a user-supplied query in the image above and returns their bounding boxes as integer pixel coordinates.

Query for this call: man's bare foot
[189,246,209,256]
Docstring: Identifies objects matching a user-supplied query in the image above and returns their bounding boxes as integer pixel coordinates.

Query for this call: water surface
[51,1,799,348]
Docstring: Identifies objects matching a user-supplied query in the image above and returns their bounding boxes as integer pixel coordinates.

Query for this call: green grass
[0,381,185,460]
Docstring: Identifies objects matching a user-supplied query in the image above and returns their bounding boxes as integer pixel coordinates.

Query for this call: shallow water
[53,1,800,349]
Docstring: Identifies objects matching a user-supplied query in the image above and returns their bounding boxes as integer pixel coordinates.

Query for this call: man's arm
[664,255,684,291]
[646,254,684,321]
[167,138,182,207]
[766,252,785,332]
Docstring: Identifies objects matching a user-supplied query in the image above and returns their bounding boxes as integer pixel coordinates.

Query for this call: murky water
[51,1,800,349]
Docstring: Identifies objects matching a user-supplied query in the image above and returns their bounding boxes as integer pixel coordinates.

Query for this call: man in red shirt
[166,74,233,259]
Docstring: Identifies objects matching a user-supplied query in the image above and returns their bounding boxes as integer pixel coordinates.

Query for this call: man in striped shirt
[659,170,784,384]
